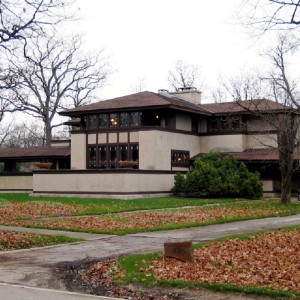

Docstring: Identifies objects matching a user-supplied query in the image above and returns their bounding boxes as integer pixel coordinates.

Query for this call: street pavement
[0,282,119,300]
[1,214,300,299]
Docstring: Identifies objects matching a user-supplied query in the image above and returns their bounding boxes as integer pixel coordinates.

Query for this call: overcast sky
[73,0,269,101]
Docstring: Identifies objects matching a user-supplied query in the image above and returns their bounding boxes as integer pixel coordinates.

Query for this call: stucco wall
[245,133,277,149]
[33,170,176,194]
[139,130,200,170]
[71,133,86,169]
[247,117,276,131]
[176,113,191,131]
[0,174,33,191]
[200,134,244,153]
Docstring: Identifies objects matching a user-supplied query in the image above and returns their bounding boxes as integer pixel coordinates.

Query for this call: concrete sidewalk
[1,214,300,298]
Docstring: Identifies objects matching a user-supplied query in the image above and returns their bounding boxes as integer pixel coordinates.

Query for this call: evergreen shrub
[172,152,263,198]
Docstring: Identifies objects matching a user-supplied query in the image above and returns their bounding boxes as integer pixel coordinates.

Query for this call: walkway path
[1,214,300,299]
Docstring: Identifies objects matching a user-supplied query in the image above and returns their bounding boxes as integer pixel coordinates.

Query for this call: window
[209,117,218,131]
[119,145,128,161]
[109,145,117,168]
[130,112,140,127]
[130,144,139,169]
[84,111,144,130]
[87,143,139,169]
[88,115,97,129]
[120,112,129,127]
[99,114,108,128]
[131,144,139,161]
[171,150,189,166]
[109,113,118,128]
[208,115,243,132]
[232,116,241,129]
[220,116,228,130]
[88,146,97,168]
[98,146,107,169]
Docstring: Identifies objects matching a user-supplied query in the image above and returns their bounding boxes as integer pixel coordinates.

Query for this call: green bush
[172,152,263,199]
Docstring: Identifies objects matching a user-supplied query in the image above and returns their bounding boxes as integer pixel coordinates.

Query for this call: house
[0,89,298,198]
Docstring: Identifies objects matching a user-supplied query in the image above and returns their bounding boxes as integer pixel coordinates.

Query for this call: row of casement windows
[88,112,141,130]
[87,146,190,169]
[88,144,139,169]
[208,115,244,131]
[88,113,244,132]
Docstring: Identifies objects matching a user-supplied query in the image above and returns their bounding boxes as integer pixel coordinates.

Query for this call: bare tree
[2,121,45,147]
[131,76,147,93]
[168,60,202,91]
[222,69,265,101]
[0,0,73,48]
[4,34,110,146]
[223,35,300,203]
[242,0,300,31]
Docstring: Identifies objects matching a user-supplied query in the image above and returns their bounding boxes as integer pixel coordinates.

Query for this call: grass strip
[0,193,243,214]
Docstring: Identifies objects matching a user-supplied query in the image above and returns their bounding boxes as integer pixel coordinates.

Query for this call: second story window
[209,115,243,132]
[99,114,108,128]
[120,112,129,127]
[88,115,97,129]
[109,113,118,128]
[130,112,140,127]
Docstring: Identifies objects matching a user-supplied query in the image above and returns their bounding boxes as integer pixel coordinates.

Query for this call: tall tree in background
[242,0,300,31]
[0,0,74,146]
[0,0,73,47]
[131,76,147,93]
[168,60,202,91]
[4,34,110,146]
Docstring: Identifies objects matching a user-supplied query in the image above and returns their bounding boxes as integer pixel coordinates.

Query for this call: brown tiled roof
[0,146,70,160]
[191,147,300,162]
[60,91,211,116]
[201,99,289,114]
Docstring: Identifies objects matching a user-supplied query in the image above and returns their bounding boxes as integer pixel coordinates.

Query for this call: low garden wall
[32,169,178,198]
[0,173,33,192]
[0,172,283,198]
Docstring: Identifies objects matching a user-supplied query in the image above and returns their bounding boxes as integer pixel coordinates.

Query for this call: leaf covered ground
[0,230,79,250]
[3,200,300,234]
[81,229,300,299]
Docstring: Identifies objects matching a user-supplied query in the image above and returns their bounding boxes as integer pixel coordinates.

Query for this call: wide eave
[60,91,211,117]
[0,146,70,161]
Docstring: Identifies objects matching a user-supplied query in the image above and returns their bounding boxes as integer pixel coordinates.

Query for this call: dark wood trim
[33,169,185,175]
[245,130,278,135]
[0,173,33,176]
[199,130,278,136]
[71,126,200,136]
[0,189,32,192]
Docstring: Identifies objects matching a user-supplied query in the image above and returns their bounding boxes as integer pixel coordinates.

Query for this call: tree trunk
[277,114,297,204]
[44,117,52,147]
[280,163,292,204]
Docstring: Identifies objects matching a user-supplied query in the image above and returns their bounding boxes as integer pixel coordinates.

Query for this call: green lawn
[1,194,300,235]
[0,193,239,214]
